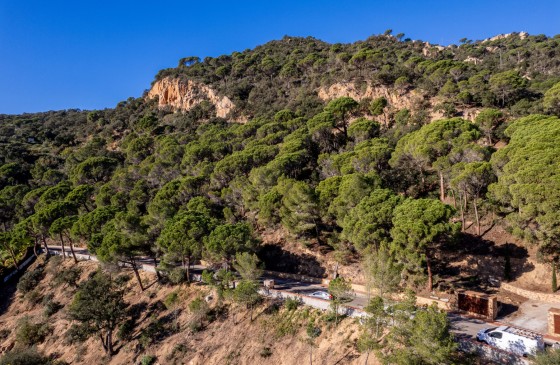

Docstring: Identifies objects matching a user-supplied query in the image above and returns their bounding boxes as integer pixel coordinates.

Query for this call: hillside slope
[0,257,369,365]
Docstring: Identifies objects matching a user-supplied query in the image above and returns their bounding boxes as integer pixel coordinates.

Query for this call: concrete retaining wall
[3,253,38,283]
[416,295,453,310]
[260,288,367,318]
[501,282,560,304]
[50,249,98,262]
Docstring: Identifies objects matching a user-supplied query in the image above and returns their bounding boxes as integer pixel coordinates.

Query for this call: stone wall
[416,295,453,311]
[501,282,560,303]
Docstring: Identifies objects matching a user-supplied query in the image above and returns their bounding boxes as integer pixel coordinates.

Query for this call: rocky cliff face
[147,77,235,119]
[318,81,480,124]
[148,77,479,125]
[318,82,422,110]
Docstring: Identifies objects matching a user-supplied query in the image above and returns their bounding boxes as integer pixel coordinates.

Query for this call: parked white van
[476,325,545,356]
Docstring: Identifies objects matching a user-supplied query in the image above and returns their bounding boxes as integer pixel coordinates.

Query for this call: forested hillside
[1,31,560,363]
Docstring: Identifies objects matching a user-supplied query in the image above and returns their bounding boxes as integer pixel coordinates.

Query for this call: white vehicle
[476,325,545,356]
[308,291,332,300]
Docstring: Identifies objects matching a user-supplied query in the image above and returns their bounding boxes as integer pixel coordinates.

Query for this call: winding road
[44,244,557,362]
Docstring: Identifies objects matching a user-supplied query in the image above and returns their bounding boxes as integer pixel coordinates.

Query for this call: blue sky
[1,0,559,114]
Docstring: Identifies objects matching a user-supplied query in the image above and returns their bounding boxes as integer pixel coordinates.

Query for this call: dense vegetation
[1,31,560,361]
[156,31,560,119]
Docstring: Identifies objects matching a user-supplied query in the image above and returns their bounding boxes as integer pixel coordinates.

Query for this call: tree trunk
[426,255,433,291]
[59,233,66,259]
[106,330,113,356]
[310,345,313,365]
[439,171,445,201]
[130,258,145,291]
[66,235,78,264]
[459,191,467,232]
[100,333,108,353]
[474,197,480,236]
[7,245,19,270]
[334,302,339,325]
[33,238,39,257]
[365,351,369,365]
[153,257,161,281]
[451,189,457,208]
[41,235,51,258]
[186,257,191,283]
[458,192,465,232]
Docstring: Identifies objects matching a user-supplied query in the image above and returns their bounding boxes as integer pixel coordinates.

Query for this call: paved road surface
[501,300,554,334]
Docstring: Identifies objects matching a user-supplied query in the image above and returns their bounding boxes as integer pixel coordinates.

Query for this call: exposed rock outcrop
[318,82,423,111]
[147,77,235,119]
[319,81,481,124]
[483,31,528,43]
[319,82,426,125]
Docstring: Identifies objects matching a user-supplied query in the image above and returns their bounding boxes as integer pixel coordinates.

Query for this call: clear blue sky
[1,0,559,114]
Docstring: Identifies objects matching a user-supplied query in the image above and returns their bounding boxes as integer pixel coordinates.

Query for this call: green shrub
[535,348,560,365]
[188,321,202,333]
[64,323,91,345]
[42,293,62,317]
[139,316,165,349]
[43,299,63,317]
[171,343,188,356]
[285,297,300,311]
[114,274,131,286]
[74,345,87,363]
[25,289,43,306]
[17,267,44,294]
[16,316,51,346]
[141,355,156,365]
[322,311,338,323]
[116,319,135,341]
[188,296,209,332]
[42,293,55,304]
[164,291,180,309]
[0,329,9,340]
[52,266,82,288]
[259,347,272,358]
[168,267,187,284]
[45,255,63,274]
[167,343,188,359]
[0,348,50,365]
